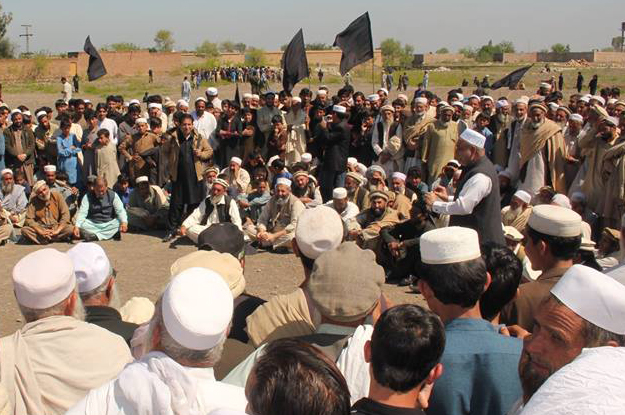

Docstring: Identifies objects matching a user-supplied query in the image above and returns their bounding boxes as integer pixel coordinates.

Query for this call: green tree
[550,43,570,53]
[611,36,623,51]
[0,4,13,58]
[459,46,476,59]
[474,40,516,62]
[196,40,219,57]
[219,41,235,52]
[400,44,415,68]
[305,43,332,50]
[245,48,266,66]
[234,42,247,53]
[105,42,141,52]
[380,38,402,66]
[154,30,174,52]
[498,41,516,53]
[436,47,449,54]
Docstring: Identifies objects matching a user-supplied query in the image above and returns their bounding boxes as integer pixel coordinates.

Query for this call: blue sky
[3,0,623,54]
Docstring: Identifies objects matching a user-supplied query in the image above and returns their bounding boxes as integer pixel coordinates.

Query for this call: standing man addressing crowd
[425,129,505,245]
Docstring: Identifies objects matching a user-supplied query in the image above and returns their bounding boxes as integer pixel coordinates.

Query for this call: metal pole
[19,25,33,56]
[372,58,375,94]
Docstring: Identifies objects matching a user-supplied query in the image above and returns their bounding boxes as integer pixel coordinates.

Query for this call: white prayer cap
[230,156,242,165]
[170,251,245,298]
[295,206,344,260]
[135,176,149,184]
[176,99,189,107]
[513,190,532,204]
[608,98,618,105]
[569,113,584,123]
[468,94,481,100]
[414,97,428,105]
[332,187,348,199]
[420,227,481,265]
[135,117,148,124]
[0,103,8,110]
[301,153,312,163]
[551,264,625,334]
[548,102,559,111]
[463,104,473,112]
[333,105,347,114]
[398,93,408,102]
[496,99,510,109]
[267,155,279,166]
[291,96,302,104]
[347,157,358,166]
[452,101,464,108]
[616,100,625,108]
[459,128,486,149]
[367,94,379,102]
[129,99,140,105]
[367,164,386,179]
[206,87,218,96]
[21,110,30,117]
[83,99,91,104]
[604,116,619,127]
[527,204,581,237]
[162,267,233,350]
[392,172,407,181]
[592,95,606,106]
[579,237,596,252]
[119,297,155,325]
[35,110,47,119]
[1,168,12,177]
[213,178,229,189]
[43,165,56,173]
[378,88,389,95]
[539,82,552,89]
[437,101,450,107]
[12,248,76,309]
[480,95,494,102]
[356,163,367,176]
[503,226,523,242]
[195,96,207,103]
[10,109,21,115]
[123,102,130,107]
[252,94,260,100]
[456,93,464,101]
[551,193,572,209]
[579,96,590,103]
[67,243,112,293]
[147,103,162,110]
[447,159,461,168]
[316,90,327,96]
[242,93,252,99]
[514,96,529,105]
[276,177,291,188]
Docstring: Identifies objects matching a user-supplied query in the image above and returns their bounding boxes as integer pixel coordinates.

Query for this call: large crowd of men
[0,69,625,415]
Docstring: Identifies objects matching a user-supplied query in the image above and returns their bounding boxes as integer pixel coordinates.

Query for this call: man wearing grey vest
[74,177,127,241]
[425,129,505,245]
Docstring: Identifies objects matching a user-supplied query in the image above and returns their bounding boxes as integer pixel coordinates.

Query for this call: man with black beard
[348,191,400,253]
[505,265,625,414]
[21,180,73,244]
[291,171,322,208]
[4,111,36,186]
[344,171,369,211]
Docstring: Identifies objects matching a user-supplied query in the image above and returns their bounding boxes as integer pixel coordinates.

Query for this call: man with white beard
[68,243,139,346]
[403,97,434,171]
[421,105,458,185]
[180,178,242,245]
[563,113,584,189]
[501,189,533,233]
[67,267,247,415]
[244,178,305,251]
[21,180,74,244]
[504,102,567,196]
[1,249,132,414]
[1,168,28,227]
[490,99,512,169]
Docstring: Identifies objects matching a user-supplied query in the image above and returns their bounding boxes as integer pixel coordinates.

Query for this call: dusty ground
[0,234,425,336]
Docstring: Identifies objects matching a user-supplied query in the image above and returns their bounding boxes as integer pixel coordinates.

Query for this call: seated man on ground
[67,267,247,414]
[21,180,74,244]
[244,178,304,252]
[1,168,27,228]
[237,179,270,222]
[345,171,370,212]
[221,156,250,196]
[348,190,400,253]
[74,176,128,241]
[180,177,242,244]
[291,170,322,208]
[501,190,532,233]
[126,175,169,231]
[3,248,132,414]
[323,187,359,224]
[68,242,138,346]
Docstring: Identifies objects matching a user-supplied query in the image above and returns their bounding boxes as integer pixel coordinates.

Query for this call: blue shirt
[427,318,522,415]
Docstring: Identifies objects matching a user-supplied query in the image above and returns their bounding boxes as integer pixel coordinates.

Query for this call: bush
[245,48,266,67]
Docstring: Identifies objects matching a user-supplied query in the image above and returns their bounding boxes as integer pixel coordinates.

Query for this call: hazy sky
[3,0,623,54]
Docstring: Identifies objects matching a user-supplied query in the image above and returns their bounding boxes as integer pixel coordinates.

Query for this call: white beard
[503,205,523,222]
[211,194,225,205]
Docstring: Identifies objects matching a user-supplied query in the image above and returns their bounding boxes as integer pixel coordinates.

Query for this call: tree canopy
[380,38,414,68]
[154,30,174,52]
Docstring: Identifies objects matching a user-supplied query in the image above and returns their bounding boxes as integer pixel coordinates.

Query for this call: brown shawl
[519,119,567,192]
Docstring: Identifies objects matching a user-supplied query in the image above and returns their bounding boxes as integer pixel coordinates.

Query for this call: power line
[19,24,33,56]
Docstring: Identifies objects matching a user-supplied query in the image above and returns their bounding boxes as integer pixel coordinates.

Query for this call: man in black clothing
[67,242,138,346]
[317,105,350,201]
[576,71,584,93]
[351,304,445,415]
[589,74,599,95]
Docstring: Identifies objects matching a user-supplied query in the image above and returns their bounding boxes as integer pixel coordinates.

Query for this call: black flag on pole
[83,36,107,81]
[282,29,309,92]
[490,65,532,90]
[333,12,374,76]
[234,83,241,106]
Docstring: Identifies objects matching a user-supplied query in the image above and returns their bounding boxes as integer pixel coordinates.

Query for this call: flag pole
[371,58,375,94]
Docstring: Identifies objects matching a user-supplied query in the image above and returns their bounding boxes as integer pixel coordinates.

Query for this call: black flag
[282,29,309,92]
[490,65,532,90]
[83,36,107,81]
[234,83,241,106]
[333,12,374,76]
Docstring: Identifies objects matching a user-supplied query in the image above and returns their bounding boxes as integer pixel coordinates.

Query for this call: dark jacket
[4,126,36,168]
[319,120,350,172]
[85,305,139,347]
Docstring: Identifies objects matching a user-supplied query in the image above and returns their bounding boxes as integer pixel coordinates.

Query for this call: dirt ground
[0,233,425,336]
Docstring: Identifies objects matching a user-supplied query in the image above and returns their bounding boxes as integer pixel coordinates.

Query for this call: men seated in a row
[21,180,74,244]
